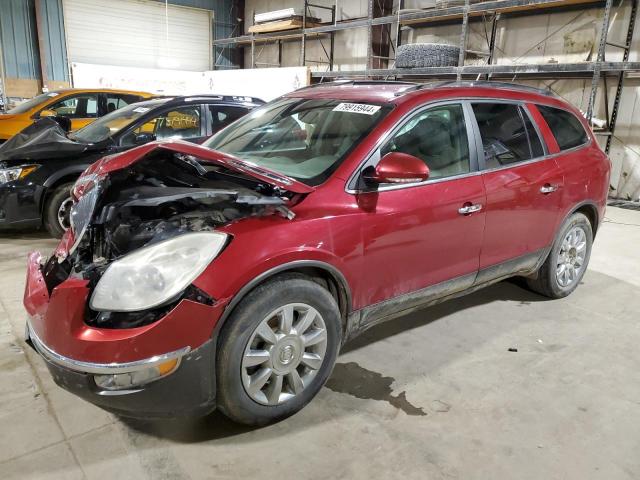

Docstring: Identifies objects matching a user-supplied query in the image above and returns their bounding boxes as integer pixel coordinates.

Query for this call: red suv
[23,81,610,425]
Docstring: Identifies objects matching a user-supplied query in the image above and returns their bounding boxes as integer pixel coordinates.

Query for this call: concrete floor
[1,206,639,480]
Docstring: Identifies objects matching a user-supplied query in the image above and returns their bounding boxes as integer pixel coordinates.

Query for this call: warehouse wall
[0,0,70,100]
[403,1,640,199]
[243,0,371,70]
[242,0,639,199]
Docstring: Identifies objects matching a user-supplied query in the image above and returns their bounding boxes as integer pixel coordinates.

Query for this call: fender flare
[557,200,600,238]
[213,259,353,334]
[42,165,88,189]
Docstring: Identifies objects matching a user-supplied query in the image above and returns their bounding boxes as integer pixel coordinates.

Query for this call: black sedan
[0,94,263,236]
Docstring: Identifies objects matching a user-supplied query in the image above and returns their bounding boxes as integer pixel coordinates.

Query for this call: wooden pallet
[249,17,321,34]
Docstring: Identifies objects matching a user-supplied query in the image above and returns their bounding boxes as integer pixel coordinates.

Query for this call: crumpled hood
[0,118,93,161]
[83,139,315,194]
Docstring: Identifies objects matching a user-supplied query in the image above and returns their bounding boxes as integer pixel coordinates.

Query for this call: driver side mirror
[132,132,156,145]
[39,109,57,118]
[363,152,430,185]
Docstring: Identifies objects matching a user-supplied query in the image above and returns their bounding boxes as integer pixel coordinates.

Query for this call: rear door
[44,93,100,130]
[120,104,208,146]
[470,101,564,279]
[356,101,486,309]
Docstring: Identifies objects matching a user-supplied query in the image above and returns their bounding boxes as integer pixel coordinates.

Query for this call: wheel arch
[214,260,352,337]
[569,201,599,238]
[40,167,86,213]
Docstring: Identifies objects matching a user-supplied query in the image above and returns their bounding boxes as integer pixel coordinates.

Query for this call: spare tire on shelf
[395,43,461,68]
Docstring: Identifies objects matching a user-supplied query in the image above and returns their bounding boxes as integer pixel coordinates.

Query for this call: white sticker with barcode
[333,103,381,115]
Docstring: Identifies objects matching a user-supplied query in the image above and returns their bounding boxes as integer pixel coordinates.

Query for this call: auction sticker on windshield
[333,103,381,115]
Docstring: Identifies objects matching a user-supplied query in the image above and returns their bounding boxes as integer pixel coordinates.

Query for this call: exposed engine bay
[42,149,297,328]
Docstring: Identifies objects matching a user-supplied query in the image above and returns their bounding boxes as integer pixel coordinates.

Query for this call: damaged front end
[44,142,301,330]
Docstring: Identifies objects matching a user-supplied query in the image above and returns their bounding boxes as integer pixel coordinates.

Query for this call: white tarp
[71,63,310,102]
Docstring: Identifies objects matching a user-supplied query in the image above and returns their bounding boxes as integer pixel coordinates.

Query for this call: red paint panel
[24,255,226,363]
[480,158,564,268]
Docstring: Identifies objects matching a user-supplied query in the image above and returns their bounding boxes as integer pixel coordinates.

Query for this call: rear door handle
[458,204,483,215]
[540,184,559,194]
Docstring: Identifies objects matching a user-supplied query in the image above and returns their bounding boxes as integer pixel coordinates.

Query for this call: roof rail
[302,79,419,90]
[396,80,558,97]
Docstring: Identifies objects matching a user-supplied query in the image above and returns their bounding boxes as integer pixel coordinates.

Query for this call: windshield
[69,100,167,143]
[7,92,60,114]
[203,98,391,186]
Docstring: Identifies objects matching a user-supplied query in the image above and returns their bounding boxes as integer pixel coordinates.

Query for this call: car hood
[0,114,19,120]
[0,118,96,161]
[83,139,315,194]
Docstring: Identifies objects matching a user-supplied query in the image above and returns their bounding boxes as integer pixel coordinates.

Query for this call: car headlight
[68,179,101,256]
[90,232,228,312]
[0,165,38,183]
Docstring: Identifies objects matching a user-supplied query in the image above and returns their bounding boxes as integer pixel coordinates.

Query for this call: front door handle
[540,183,559,194]
[458,203,483,215]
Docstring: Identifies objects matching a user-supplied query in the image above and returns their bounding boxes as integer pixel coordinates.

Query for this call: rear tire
[526,212,593,299]
[216,274,341,426]
[44,182,74,238]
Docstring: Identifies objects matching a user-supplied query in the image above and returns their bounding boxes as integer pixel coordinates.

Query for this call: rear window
[471,103,545,169]
[537,105,588,151]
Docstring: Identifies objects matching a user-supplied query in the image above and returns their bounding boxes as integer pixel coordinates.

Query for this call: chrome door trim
[345,99,481,194]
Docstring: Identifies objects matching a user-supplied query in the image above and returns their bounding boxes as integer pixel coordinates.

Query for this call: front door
[469,101,564,278]
[355,102,486,314]
[46,93,100,131]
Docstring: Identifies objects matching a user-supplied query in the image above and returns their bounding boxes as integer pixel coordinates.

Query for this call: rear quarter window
[537,105,589,151]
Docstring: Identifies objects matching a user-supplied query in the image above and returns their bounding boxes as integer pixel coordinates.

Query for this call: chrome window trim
[344,96,593,195]
[345,99,479,194]
[26,319,190,375]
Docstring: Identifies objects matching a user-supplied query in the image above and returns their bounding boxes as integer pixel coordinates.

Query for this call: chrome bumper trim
[26,319,191,375]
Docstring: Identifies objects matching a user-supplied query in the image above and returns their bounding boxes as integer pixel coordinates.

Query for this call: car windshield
[6,92,60,114]
[69,100,168,143]
[203,98,391,186]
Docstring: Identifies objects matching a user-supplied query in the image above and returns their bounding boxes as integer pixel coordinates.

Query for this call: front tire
[44,182,74,238]
[216,274,341,426]
[527,212,593,298]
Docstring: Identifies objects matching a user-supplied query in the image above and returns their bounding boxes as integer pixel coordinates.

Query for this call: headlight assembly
[90,232,228,312]
[0,165,39,183]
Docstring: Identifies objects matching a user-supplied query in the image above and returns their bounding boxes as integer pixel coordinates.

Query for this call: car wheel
[527,212,593,299]
[44,182,74,238]
[216,273,342,426]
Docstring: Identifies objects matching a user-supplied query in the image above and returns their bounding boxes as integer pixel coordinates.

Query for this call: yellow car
[0,88,152,144]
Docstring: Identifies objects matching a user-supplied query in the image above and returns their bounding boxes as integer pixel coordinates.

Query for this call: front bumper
[0,181,43,229]
[27,321,217,417]
[24,251,228,417]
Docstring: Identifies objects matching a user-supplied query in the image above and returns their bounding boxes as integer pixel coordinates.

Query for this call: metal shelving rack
[212,0,640,152]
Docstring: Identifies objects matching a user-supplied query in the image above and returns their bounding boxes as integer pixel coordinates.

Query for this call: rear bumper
[27,320,217,418]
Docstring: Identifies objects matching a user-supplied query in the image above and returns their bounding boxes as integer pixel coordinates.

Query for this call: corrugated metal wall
[38,0,69,83]
[0,0,40,80]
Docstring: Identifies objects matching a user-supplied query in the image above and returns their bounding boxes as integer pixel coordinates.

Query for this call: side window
[537,105,588,150]
[105,94,140,114]
[47,94,99,118]
[381,103,470,180]
[209,105,249,133]
[121,106,202,146]
[472,102,542,169]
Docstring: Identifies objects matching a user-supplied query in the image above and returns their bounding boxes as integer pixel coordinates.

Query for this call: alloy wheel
[241,303,327,406]
[57,196,73,231]
[556,225,587,288]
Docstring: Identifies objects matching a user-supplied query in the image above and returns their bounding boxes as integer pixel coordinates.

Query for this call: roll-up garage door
[63,0,212,71]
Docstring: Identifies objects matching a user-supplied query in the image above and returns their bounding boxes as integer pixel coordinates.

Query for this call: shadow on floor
[120,277,549,443]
